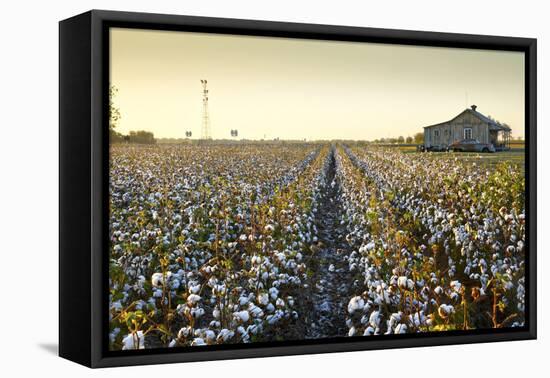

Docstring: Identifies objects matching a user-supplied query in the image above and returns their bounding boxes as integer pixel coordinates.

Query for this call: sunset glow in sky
[110,28,525,140]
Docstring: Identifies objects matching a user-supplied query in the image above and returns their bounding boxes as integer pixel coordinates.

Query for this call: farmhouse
[423,105,511,151]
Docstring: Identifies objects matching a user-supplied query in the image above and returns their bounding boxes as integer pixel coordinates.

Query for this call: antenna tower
[200,79,211,140]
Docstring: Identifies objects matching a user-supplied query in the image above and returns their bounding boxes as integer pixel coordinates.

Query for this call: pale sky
[110,28,525,140]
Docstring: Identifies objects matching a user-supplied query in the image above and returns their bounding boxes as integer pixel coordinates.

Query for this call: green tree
[414,132,424,144]
[406,136,413,144]
[109,85,121,131]
[109,85,125,143]
[129,131,156,144]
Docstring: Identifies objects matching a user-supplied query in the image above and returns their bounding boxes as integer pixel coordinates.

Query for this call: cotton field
[109,143,526,350]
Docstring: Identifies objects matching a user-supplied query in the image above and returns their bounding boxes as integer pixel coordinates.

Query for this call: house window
[464,127,472,139]
[434,130,440,138]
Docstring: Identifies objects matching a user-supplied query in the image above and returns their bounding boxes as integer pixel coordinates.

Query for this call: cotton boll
[239,296,249,306]
[363,326,375,336]
[394,324,407,334]
[151,272,171,287]
[269,287,279,300]
[217,329,235,343]
[122,331,145,350]
[204,330,216,344]
[233,310,250,323]
[347,296,365,314]
[258,293,269,306]
[188,283,201,294]
[369,310,381,327]
[438,304,454,319]
[450,280,462,292]
[191,338,206,346]
[187,294,201,306]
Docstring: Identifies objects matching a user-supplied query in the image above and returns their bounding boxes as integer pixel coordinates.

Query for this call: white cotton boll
[239,234,248,241]
[275,252,286,263]
[168,339,177,347]
[204,330,216,343]
[276,298,285,308]
[191,307,205,319]
[328,264,335,272]
[266,303,275,313]
[213,308,221,319]
[397,276,408,289]
[389,312,402,327]
[189,283,201,294]
[394,323,407,334]
[369,311,381,327]
[187,294,201,305]
[438,304,454,319]
[111,300,123,311]
[269,287,279,300]
[348,327,357,337]
[434,286,443,295]
[151,272,171,287]
[251,255,262,265]
[412,312,421,327]
[171,279,180,290]
[239,296,249,306]
[450,280,462,292]
[191,338,206,346]
[258,293,269,306]
[347,296,365,315]
[366,241,375,251]
[363,326,375,336]
[109,328,120,343]
[217,329,235,343]
[248,303,264,318]
[264,224,275,232]
[122,331,145,350]
[213,284,226,296]
[287,296,295,306]
[234,310,250,323]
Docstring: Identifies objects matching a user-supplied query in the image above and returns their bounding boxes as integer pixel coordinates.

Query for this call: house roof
[423,106,511,131]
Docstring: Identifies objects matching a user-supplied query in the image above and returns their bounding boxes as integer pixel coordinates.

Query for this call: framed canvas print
[59,10,537,368]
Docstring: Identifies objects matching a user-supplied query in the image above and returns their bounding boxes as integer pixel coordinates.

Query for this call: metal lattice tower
[200,79,211,140]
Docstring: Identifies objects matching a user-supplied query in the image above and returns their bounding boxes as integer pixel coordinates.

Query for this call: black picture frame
[59,9,537,368]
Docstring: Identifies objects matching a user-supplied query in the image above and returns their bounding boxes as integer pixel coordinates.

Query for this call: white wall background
[1,0,546,375]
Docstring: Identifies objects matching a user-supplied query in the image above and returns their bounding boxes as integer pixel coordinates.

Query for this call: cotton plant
[338,145,525,335]
[108,143,525,349]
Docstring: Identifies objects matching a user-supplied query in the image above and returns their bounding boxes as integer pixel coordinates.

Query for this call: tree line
[371,133,424,145]
[109,85,156,144]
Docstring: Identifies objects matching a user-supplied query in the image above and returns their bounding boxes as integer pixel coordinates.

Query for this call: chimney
[471,104,477,111]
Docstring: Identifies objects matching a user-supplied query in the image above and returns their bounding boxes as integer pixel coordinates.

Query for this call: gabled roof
[423,106,511,131]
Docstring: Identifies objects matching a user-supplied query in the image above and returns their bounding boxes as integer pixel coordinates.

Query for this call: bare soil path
[305,147,352,339]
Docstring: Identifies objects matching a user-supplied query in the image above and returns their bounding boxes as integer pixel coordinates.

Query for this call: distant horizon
[110,28,525,140]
